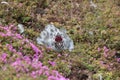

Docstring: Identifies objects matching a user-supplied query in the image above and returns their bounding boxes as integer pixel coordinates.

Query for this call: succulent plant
[36,24,74,52]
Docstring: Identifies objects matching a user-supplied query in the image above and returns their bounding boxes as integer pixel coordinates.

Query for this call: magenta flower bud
[55,35,63,42]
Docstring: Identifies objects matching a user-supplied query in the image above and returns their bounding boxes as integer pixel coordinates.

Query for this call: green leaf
[22,17,31,23]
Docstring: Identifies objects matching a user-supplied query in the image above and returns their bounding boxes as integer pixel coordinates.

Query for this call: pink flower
[0,25,69,80]
[31,61,42,69]
[48,76,56,80]
[116,58,120,63]
[17,52,23,56]
[23,56,31,65]
[11,59,21,67]
[97,47,101,52]
[48,61,56,66]
[103,46,109,52]
[103,52,108,57]
[37,69,43,75]
[0,32,6,36]
[31,71,37,78]
[6,31,12,36]
[0,53,8,63]
[6,44,13,51]
[52,70,59,77]
[15,34,22,39]
[58,54,62,57]
[44,71,50,76]
[42,66,49,71]
[29,42,42,55]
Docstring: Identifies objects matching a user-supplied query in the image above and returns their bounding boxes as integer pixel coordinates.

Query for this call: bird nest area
[0,0,120,80]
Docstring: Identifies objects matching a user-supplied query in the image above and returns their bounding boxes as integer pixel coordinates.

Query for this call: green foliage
[0,0,120,80]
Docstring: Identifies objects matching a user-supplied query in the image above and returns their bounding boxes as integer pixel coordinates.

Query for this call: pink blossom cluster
[0,25,69,80]
[98,46,119,70]
[0,53,8,63]
[0,25,22,39]
[116,58,120,63]
[98,46,115,58]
